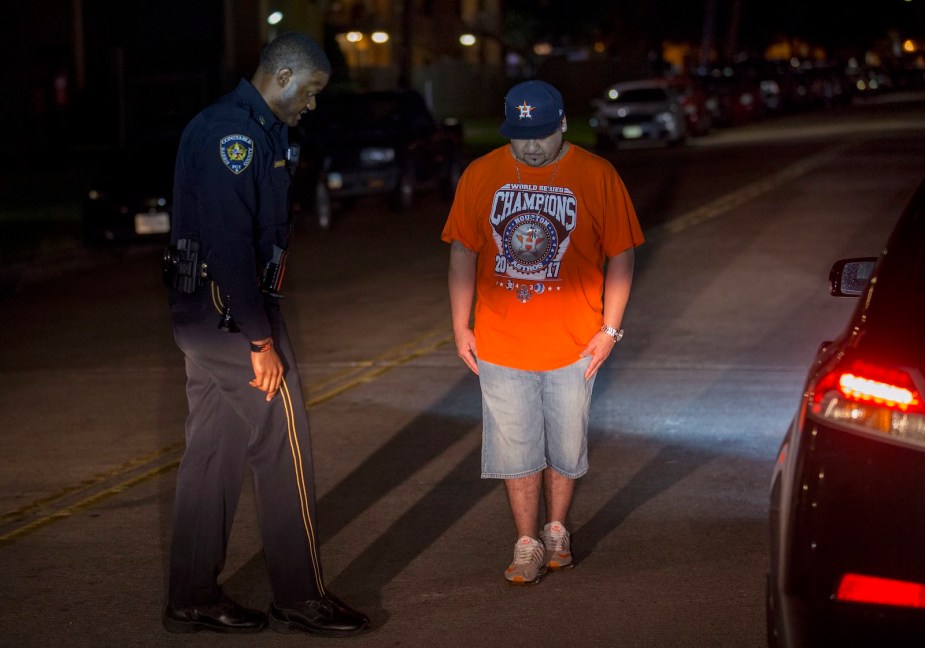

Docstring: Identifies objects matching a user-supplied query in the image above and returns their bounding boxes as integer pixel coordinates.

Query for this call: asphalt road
[1,93,923,648]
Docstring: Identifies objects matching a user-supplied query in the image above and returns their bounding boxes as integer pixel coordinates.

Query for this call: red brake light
[836,573,925,609]
[809,358,925,445]
[813,359,924,414]
[838,371,921,411]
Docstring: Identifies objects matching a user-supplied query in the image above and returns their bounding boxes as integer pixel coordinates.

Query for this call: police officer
[162,32,369,636]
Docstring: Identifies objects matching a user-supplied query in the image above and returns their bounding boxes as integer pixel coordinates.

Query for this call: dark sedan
[83,129,179,244]
[767,179,925,646]
[292,89,464,229]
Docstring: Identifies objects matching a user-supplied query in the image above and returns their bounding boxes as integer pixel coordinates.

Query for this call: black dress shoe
[321,591,371,625]
[269,594,370,636]
[163,596,267,634]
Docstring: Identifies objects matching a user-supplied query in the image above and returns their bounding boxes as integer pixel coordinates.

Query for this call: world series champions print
[489,182,577,303]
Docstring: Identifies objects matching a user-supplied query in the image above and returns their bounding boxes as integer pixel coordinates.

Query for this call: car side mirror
[829,257,877,297]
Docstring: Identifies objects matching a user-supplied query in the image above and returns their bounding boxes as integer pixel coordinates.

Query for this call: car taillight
[836,573,925,609]
[809,358,925,446]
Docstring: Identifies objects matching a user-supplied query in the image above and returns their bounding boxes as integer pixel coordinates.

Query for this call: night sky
[505,0,924,56]
[2,0,922,164]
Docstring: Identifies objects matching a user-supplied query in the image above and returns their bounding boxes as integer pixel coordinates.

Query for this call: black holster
[162,238,208,294]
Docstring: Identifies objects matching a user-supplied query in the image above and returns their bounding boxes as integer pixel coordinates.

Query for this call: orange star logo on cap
[517,100,534,120]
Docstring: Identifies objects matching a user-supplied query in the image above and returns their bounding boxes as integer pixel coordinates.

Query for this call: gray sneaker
[541,521,573,570]
[504,535,547,585]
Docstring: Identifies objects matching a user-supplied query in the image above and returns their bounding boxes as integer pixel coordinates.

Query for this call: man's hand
[249,338,283,401]
[448,240,479,376]
[579,332,616,380]
[454,328,479,375]
[581,248,635,380]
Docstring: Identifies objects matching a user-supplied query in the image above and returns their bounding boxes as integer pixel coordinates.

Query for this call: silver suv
[590,79,687,149]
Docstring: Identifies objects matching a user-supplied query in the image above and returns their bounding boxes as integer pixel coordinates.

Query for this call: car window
[304,92,430,135]
[306,96,394,132]
[359,96,405,129]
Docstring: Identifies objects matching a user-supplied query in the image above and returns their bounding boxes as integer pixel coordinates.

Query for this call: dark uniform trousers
[167,286,324,607]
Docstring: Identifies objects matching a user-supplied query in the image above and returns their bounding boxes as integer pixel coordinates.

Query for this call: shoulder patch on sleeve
[219,134,254,174]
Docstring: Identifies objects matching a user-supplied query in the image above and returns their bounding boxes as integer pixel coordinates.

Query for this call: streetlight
[267,11,284,41]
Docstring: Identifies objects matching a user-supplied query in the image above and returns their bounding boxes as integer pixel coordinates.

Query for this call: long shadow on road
[574,442,715,563]
[223,374,490,623]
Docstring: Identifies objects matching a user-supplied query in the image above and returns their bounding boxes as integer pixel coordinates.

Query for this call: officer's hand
[579,332,617,380]
[454,328,479,375]
[249,341,284,401]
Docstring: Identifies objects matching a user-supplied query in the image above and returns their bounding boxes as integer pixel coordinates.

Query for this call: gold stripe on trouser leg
[210,281,224,314]
[280,377,326,596]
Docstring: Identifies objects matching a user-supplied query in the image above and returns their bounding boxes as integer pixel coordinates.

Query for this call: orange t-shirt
[441,143,644,371]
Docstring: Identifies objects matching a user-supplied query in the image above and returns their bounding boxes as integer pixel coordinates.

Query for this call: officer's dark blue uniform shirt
[171,79,291,341]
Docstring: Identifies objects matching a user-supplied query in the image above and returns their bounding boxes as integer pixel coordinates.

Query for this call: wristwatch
[600,325,624,342]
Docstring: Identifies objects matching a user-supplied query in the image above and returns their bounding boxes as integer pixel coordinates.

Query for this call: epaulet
[234,97,273,131]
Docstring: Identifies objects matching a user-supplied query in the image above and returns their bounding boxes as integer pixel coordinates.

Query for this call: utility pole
[397,0,414,87]
[72,0,86,90]
[700,0,717,69]
[724,0,742,60]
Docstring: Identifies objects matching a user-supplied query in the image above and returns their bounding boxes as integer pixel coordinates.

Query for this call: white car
[589,79,687,149]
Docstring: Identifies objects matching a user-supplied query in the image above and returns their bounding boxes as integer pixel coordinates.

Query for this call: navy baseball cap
[499,80,565,140]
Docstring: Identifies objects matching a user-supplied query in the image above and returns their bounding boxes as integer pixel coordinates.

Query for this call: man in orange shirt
[442,80,643,585]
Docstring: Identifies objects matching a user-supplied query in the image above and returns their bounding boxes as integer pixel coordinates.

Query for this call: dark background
[1,0,922,170]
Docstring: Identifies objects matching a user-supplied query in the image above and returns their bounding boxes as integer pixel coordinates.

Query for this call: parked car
[695,67,765,127]
[846,64,895,97]
[83,129,179,244]
[767,179,925,646]
[669,76,713,137]
[589,78,687,149]
[292,89,464,229]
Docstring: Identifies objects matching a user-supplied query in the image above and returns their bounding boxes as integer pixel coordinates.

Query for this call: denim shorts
[477,356,596,480]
